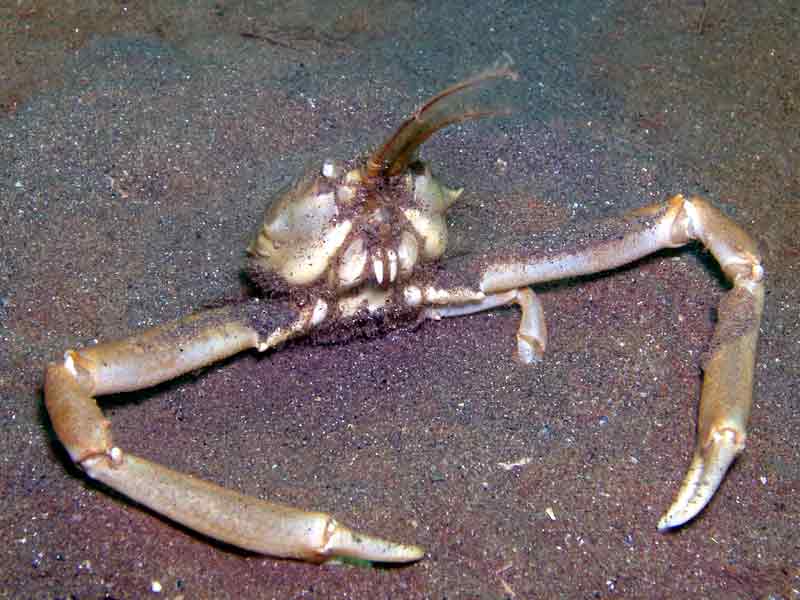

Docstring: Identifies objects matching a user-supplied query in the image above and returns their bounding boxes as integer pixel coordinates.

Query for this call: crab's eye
[321,159,343,179]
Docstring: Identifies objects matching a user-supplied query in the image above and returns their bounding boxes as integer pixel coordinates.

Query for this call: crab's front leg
[45,302,424,563]
[435,195,763,529]
[423,287,548,364]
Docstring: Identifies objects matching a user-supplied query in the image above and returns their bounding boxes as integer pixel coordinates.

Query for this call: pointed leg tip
[657,511,689,533]
[516,334,545,364]
[386,543,426,563]
[657,428,746,533]
[323,520,424,563]
[656,478,714,534]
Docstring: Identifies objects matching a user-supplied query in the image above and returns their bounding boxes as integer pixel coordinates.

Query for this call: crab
[45,57,764,564]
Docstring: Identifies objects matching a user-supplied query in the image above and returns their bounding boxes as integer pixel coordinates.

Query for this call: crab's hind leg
[45,303,424,563]
[478,194,764,529]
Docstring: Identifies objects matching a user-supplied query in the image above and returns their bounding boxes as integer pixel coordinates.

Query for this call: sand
[1,1,798,598]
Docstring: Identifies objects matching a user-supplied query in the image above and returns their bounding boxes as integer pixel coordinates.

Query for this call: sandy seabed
[1,1,798,598]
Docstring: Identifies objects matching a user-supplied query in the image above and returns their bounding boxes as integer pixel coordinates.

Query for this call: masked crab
[45,58,764,564]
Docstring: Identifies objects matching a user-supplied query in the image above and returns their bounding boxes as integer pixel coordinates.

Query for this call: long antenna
[365,54,519,180]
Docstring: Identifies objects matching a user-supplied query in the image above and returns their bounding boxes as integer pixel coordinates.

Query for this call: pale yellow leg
[45,304,424,562]
[478,195,764,529]
[423,287,547,363]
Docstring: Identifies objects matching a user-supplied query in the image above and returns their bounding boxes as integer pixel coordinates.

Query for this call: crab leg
[45,303,424,562]
[478,194,764,529]
[423,287,547,363]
